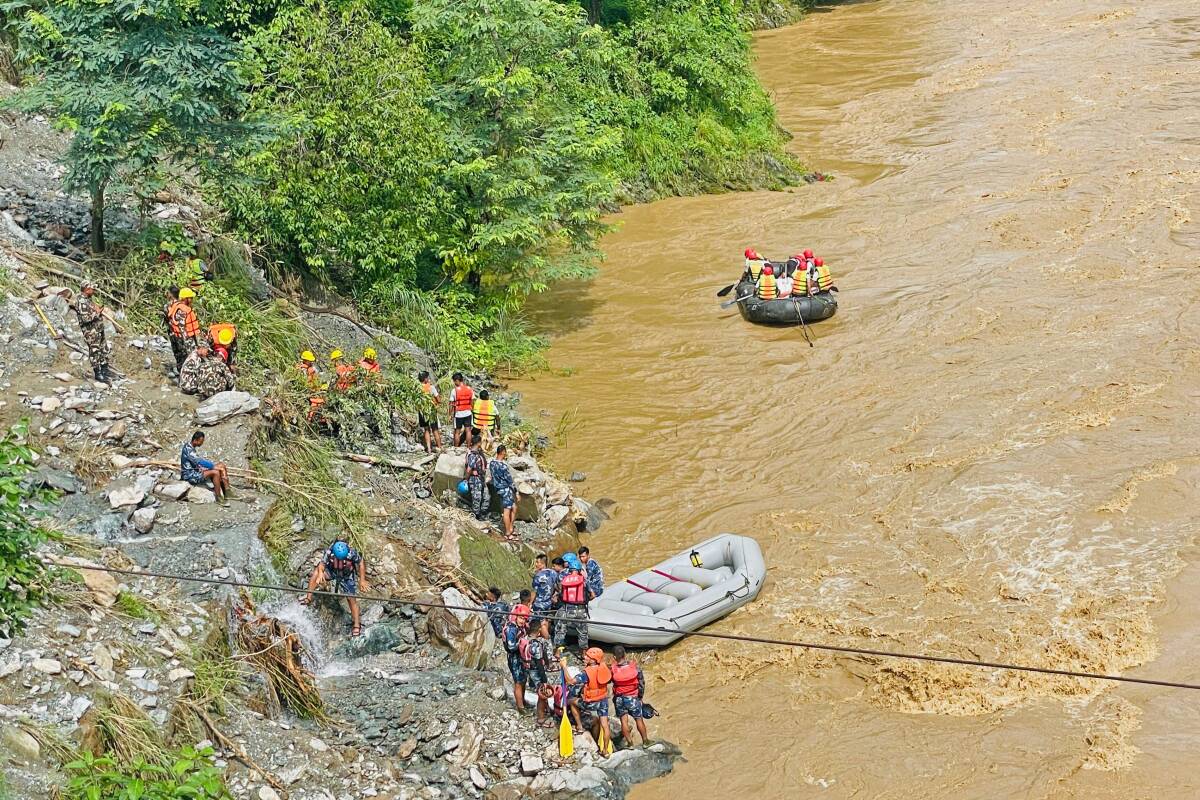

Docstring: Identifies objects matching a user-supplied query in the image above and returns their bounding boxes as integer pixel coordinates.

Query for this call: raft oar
[716,283,736,297]
[720,293,754,309]
[558,660,575,758]
[792,297,814,347]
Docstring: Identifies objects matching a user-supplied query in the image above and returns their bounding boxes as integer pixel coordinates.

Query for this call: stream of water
[511,1,1200,796]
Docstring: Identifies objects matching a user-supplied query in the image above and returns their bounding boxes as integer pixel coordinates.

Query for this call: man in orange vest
[330,350,356,390]
[610,645,649,745]
[449,372,475,447]
[562,647,611,746]
[168,288,201,369]
[208,323,238,370]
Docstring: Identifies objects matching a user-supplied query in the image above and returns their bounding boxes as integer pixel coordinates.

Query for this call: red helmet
[744,248,756,259]
[803,249,814,259]
[762,265,774,276]
[814,258,824,266]
[790,254,802,262]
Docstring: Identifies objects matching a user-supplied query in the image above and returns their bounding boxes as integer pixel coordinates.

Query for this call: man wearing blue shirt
[531,553,559,617]
[579,546,604,598]
[180,431,231,503]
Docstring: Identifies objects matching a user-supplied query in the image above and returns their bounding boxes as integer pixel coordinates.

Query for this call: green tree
[222,3,447,288]
[0,422,54,638]
[2,0,268,252]
[411,0,620,304]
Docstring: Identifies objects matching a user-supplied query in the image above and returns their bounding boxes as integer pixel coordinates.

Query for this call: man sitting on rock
[301,536,369,637]
[179,345,235,399]
[180,430,232,504]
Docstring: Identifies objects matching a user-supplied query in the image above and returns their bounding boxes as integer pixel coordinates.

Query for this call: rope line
[56,561,1200,693]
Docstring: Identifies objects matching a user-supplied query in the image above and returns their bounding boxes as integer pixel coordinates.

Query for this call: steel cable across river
[511,0,1200,797]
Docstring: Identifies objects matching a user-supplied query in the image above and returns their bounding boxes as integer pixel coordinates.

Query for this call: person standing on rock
[465,432,489,521]
[502,603,531,713]
[162,285,183,376]
[554,553,593,652]
[73,281,111,384]
[490,444,517,541]
[417,371,442,453]
[482,587,510,637]
[611,645,650,746]
[531,553,558,622]
[449,372,475,447]
[181,430,232,504]
[578,546,604,599]
[301,536,369,637]
[471,388,499,450]
[168,287,201,368]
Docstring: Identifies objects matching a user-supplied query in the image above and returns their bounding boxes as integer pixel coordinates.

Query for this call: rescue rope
[55,561,1200,693]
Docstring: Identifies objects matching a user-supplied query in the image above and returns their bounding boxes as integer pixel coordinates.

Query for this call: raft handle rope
[52,561,1200,693]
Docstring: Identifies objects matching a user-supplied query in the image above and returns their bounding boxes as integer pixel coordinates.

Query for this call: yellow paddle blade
[559,709,575,758]
[598,723,614,757]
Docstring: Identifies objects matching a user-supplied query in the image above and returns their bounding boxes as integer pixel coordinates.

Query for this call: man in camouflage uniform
[73,281,111,384]
[178,345,234,399]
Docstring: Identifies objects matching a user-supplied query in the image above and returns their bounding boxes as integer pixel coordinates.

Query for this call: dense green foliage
[1,0,270,252]
[63,748,231,800]
[0,421,54,638]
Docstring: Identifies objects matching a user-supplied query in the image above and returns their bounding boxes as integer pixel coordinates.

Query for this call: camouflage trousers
[468,477,489,520]
[81,324,108,370]
[552,605,589,652]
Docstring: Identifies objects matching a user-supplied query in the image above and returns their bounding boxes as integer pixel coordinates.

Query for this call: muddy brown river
[511,1,1200,796]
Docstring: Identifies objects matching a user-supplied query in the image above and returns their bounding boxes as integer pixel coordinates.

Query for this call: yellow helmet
[330,349,343,360]
[178,287,196,300]
[301,350,316,363]
[363,347,377,359]
[217,328,234,345]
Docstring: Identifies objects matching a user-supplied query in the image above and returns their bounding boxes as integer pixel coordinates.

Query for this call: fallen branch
[338,451,435,471]
[10,249,125,307]
[176,697,288,796]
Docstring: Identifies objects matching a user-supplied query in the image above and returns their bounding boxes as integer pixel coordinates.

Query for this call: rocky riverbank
[0,133,680,799]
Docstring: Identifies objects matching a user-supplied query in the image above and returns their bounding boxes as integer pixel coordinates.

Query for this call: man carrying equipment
[301,537,369,637]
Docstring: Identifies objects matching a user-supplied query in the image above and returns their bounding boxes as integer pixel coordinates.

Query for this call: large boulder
[458,530,528,592]
[433,451,467,503]
[425,587,494,670]
[195,391,260,425]
[570,497,608,534]
[515,481,546,523]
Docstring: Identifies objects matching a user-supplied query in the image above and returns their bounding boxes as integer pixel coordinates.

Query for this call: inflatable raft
[735,279,837,325]
[586,534,766,647]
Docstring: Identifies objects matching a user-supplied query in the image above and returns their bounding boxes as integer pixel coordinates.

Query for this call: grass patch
[80,692,169,767]
[458,531,528,593]
[114,591,163,623]
[254,435,368,548]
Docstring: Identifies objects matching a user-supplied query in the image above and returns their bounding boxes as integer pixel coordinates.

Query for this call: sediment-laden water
[512,0,1200,796]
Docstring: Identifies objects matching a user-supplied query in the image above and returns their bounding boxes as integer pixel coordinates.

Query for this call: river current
[512,1,1200,796]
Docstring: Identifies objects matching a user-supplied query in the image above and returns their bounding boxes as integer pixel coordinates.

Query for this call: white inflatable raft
[585,534,766,647]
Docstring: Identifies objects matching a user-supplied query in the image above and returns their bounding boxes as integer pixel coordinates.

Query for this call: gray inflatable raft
[585,534,766,647]
[735,279,837,325]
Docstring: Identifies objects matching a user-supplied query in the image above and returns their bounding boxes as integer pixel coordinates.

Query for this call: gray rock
[519,754,543,776]
[30,658,62,674]
[195,391,260,425]
[132,507,157,534]
[569,472,587,482]
[1,210,36,244]
[105,419,128,441]
[543,505,572,531]
[155,481,191,500]
[55,624,82,638]
[40,396,62,413]
[32,467,81,494]
[570,497,607,534]
[69,696,93,721]
[333,621,416,658]
[469,766,486,790]
[107,483,145,508]
[1,726,40,762]
[187,486,216,504]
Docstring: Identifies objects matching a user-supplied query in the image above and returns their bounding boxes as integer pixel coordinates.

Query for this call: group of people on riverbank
[294,346,383,420]
[415,371,501,453]
[743,247,835,299]
[163,285,242,399]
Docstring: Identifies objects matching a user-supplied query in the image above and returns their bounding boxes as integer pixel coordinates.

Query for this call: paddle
[716,283,736,297]
[558,659,574,758]
[720,293,754,310]
[792,296,814,348]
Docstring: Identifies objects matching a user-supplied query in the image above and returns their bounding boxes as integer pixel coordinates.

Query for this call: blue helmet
[457,480,470,496]
[564,553,582,570]
[331,541,350,560]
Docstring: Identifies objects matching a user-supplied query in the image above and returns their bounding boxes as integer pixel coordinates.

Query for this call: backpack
[503,622,521,653]
[518,634,533,666]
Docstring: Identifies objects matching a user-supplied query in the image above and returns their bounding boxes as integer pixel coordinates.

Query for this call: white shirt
[776,276,794,297]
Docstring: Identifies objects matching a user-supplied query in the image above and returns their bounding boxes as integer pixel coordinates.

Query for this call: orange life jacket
[334,362,355,390]
[611,661,639,697]
[582,664,611,702]
[358,359,380,373]
[757,273,777,300]
[208,323,236,346]
[560,571,587,605]
[452,384,474,413]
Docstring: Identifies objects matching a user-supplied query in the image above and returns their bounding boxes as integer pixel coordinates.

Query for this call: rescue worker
[578,546,604,599]
[501,603,532,713]
[471,388,500,449]
[180,430,232,503]
[547,654,586,734]
[610,645,649,746]
[806,257,835,297]
[208,323,238,370]
[563,647,612,745]
[330,349,355,390]
[449,372,475,447]
[73,281,111,384]
[178,345,234,399]
[743,247,766,282]
[756,264,778,300]
[296,350,327,421]
[553,553,592,652]
[465,430,489,521]
[168,287,201,368]
[490,444,517,540]
[417,371,442,453]
[527,618,556,726]
[162,286,183,375]
[358,347,381,377]
[531,553,559,621]
[301,536,369,637]
[482,587,511,638]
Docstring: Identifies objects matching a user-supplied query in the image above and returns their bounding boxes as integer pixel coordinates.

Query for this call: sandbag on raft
[586,533,766,647]
[735,279,837,325]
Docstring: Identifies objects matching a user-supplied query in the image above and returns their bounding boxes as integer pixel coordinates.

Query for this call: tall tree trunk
[90,183,106,254]
[588,0,601,24]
